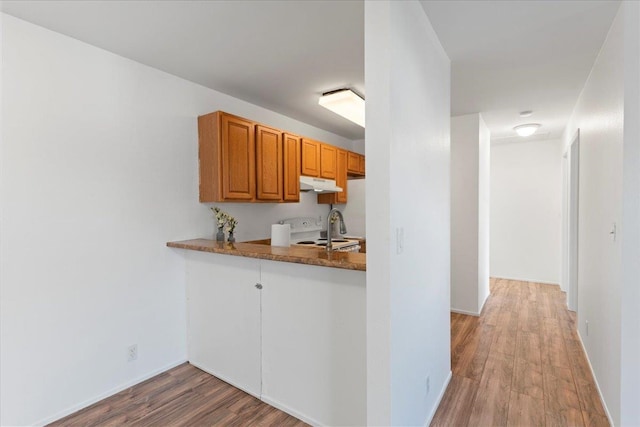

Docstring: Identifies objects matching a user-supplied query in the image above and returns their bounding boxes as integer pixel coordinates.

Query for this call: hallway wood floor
[431,278,609,427]
[48,363,307,427]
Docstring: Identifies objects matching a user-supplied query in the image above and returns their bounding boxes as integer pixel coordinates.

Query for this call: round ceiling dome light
[514,123,541,137]
[519,110,533,117]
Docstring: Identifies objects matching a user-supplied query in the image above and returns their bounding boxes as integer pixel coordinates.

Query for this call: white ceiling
[421,0,621,141]
[2,1,622,142]
[1,0,365,140]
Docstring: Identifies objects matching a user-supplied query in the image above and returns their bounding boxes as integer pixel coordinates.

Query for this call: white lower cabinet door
[260,260,367,426]
[186,251,261,397]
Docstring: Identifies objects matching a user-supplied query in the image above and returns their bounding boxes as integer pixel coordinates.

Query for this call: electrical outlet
[426,376,430,395]
[128,344,138,362]
[585,320,589,336]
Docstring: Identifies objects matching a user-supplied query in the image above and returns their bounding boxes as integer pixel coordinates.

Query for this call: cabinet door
[221,113,255,200]
[347,151,365,177]
[283,134,301,202]
[301,138,320,177]
[336,149,348,203]
[320,144,337,179]
[347,151,360,174]
[260,261,366,426]
[318,148,348,204]
[186,252,261,397]
[256,125,283,201]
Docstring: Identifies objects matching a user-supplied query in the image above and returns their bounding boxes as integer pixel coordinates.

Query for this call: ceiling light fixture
[514,123,541,137]
[318,89,365,127]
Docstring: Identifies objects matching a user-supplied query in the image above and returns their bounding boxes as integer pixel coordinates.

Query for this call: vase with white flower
[226,216,238,243]
[211,207,228,242]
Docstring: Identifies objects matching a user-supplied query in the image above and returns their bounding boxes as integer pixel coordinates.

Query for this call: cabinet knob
[255,283,263,290]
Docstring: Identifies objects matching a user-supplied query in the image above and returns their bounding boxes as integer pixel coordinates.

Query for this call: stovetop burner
[297,241,317,245]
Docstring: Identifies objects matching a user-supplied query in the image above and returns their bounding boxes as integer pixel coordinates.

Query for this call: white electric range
[281,216,361,252]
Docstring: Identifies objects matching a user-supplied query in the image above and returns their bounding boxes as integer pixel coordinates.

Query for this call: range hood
[300,176,343,193]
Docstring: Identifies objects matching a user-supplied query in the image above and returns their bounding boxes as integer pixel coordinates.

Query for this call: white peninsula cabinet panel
[260,260,366,426]
[186,251,261,397]
[184,251,366,426]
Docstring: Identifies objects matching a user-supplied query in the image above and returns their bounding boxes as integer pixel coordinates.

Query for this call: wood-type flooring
[48,363,307,426]
[49,278,607,426]
[431,278,609,427]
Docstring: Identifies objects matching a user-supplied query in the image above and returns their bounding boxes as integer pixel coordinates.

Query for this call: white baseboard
[576,331,614,426]
[450,308,480,316]
[34,358,188,426]
[491,275,559,286]
[188,361,261,399]
[424,371,452,427]
[261,395,322,427]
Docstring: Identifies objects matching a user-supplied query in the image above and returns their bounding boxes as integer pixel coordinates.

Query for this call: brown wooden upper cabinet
[199,110,362,203]
[347,151,365,178]
[301,138,321,177]
[255,125,283,201]
[320,144,337,179]
[347,151,360,174]
[318,148,348,205]
[283,134,301,202]
[199,111,256,202]
[336,149,349,203]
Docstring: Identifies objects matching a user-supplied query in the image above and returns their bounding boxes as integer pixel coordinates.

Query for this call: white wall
[450,113,490,315]
[366,1,451,425]
[0,14,353,426]
[451,115,479,314]
[478,116,490,311]
[208,192,331,242]
[490,138,562,284]
[352,138,365,155]
[365,2,392,422]
[561,2,640,424]
[619,2,639,425]
[561,149,569,293]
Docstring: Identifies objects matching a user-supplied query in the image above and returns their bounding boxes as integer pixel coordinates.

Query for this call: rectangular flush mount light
[318,89,365,127]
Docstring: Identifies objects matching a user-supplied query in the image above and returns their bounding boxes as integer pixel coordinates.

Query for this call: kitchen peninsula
[165,108,367,425]
[167,240,366,426]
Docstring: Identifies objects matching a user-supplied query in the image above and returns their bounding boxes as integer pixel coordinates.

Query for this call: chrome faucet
[326,208,347,252]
